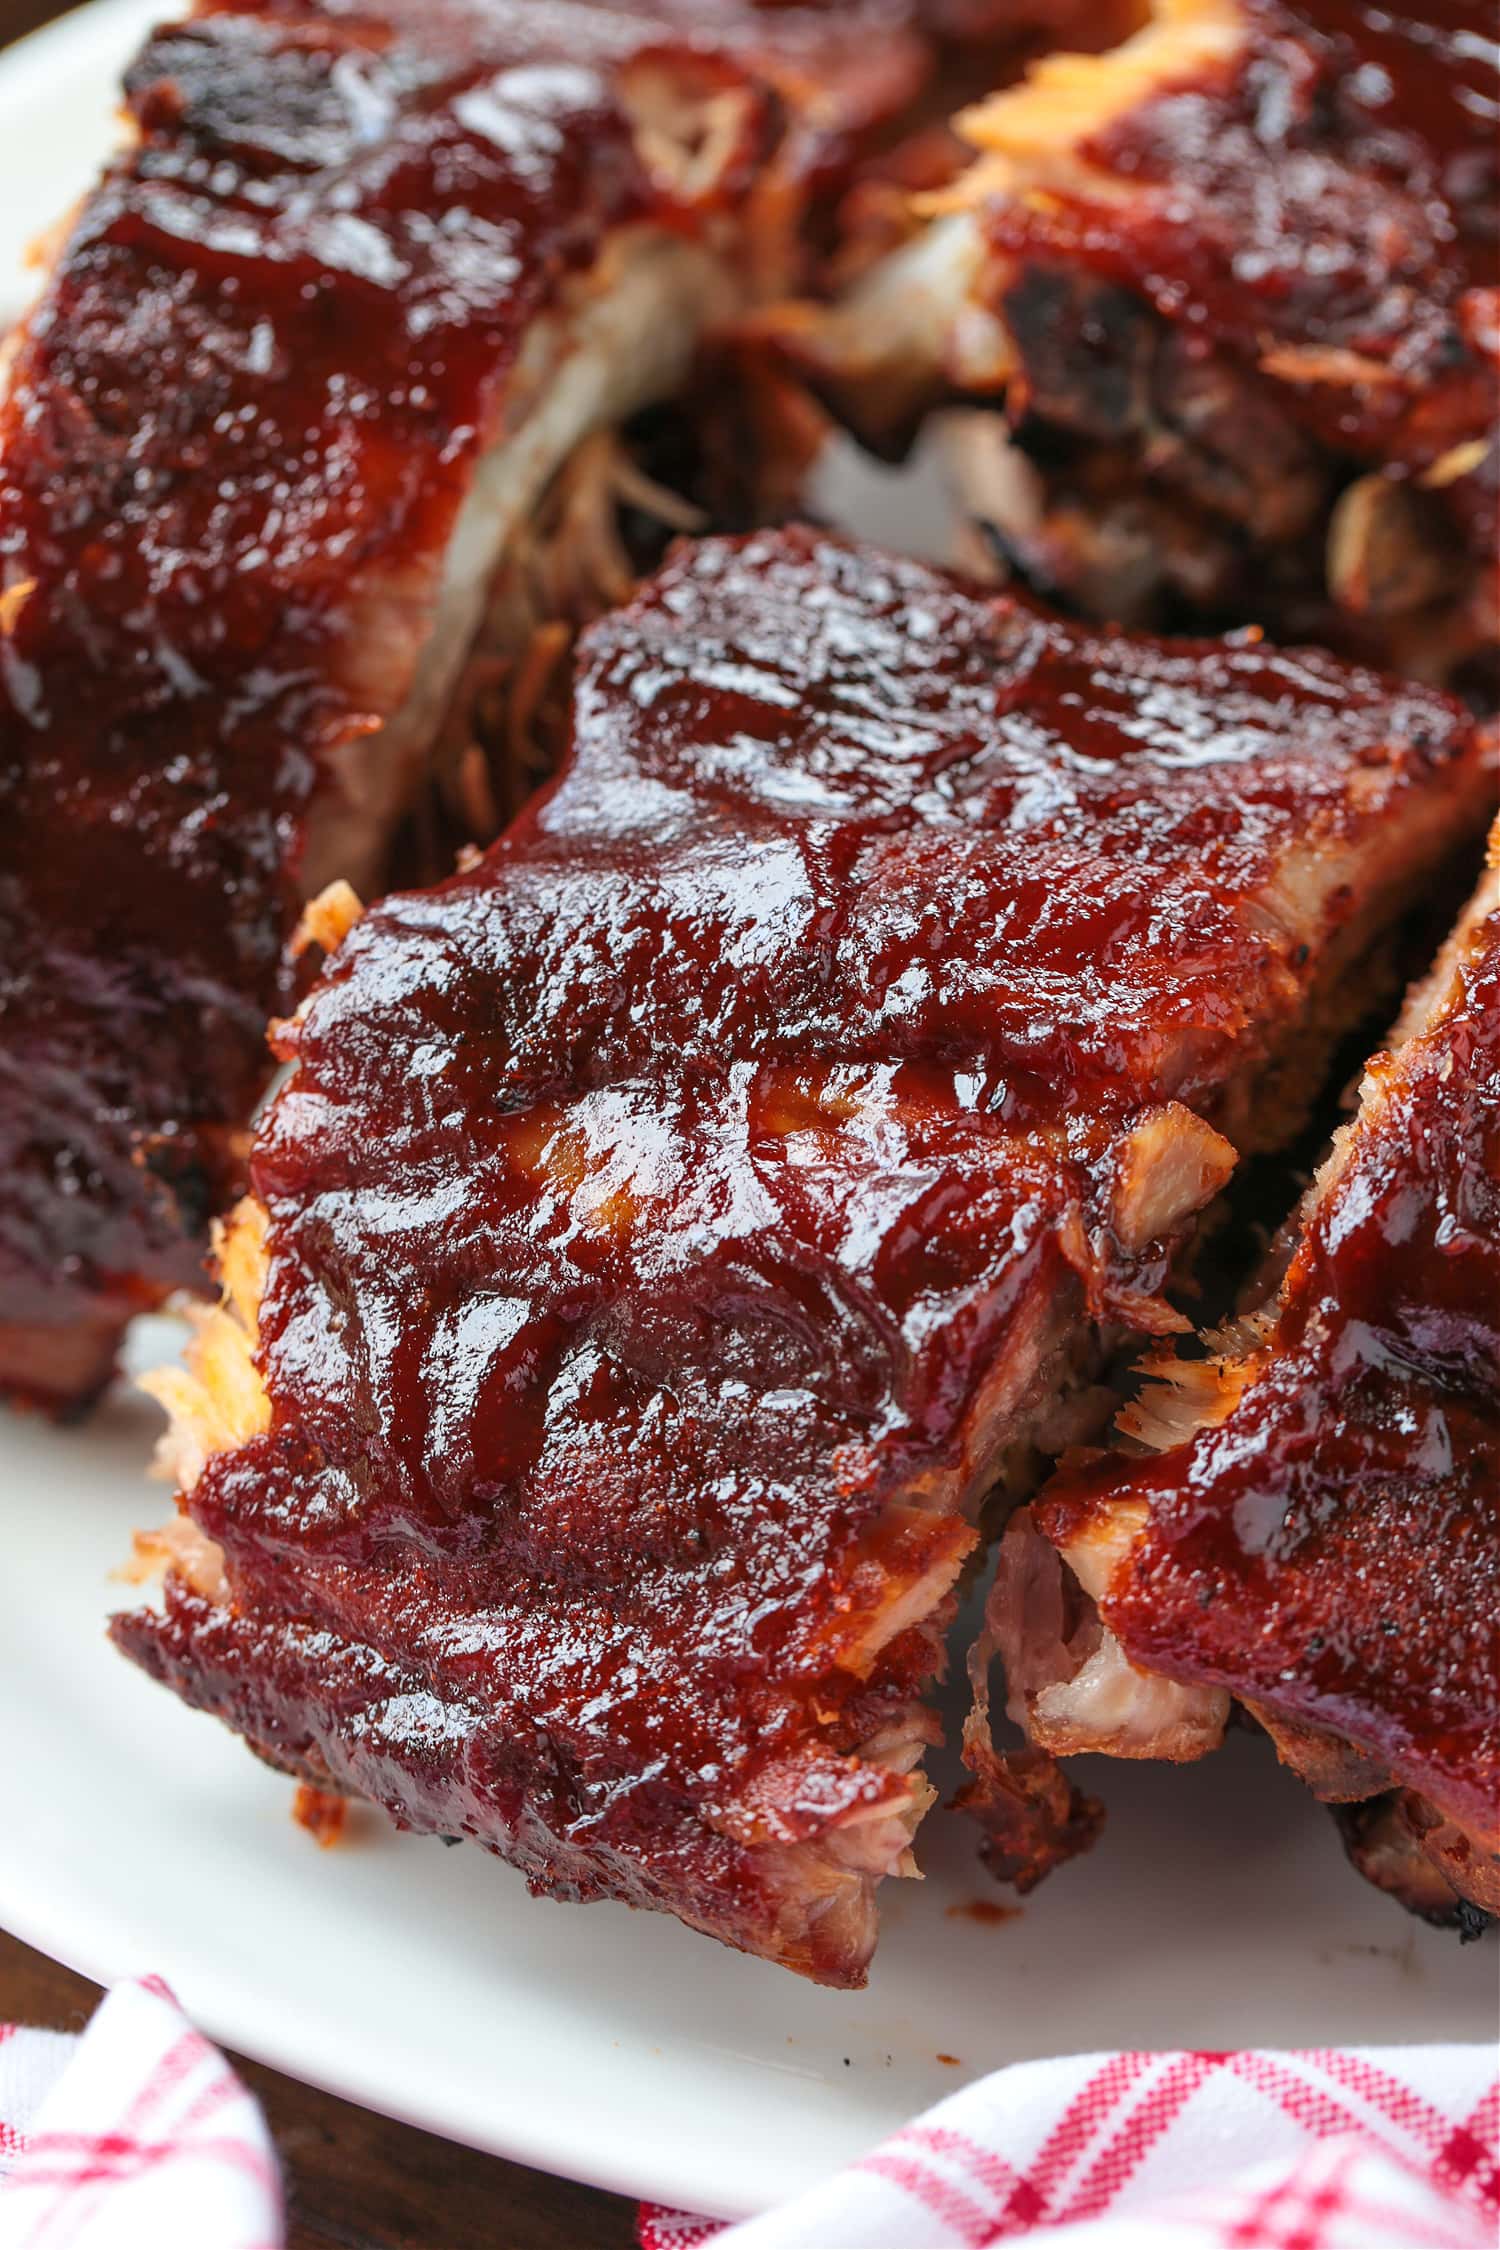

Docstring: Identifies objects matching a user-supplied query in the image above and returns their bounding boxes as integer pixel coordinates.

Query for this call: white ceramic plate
[0,2,1493,2222]
[0,0,159,312]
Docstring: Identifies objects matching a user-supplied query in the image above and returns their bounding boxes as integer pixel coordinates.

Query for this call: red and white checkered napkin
[640,2047,1500,2250]
[0,1976,281,2248]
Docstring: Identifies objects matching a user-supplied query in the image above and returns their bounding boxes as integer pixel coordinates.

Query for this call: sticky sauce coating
[989,0,1498,537]
[1046,892,1500,1848]
[0,0,671,1389]
[114,528,1487,1976]
[0,0,937,1403]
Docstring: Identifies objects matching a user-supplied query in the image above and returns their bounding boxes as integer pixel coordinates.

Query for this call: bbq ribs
[776,0,1499,681]
[112,526,1493,1981]
[985,829,1500,1930]
[0,0,998,1413]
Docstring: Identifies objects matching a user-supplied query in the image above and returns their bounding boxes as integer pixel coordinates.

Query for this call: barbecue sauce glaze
[1043,887,1500,1852]
[0,0,939,1404]
[115,529,1487,1976]
[987,0,1499,556]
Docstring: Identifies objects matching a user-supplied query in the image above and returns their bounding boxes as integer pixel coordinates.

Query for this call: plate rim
[0,1874,766,2217]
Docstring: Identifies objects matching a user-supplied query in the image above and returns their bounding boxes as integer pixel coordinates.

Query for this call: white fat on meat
[304,226,737,897]
[990,1504,1230,1762]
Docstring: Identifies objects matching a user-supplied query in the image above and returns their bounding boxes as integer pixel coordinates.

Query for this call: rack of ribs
[111,524,1493,1982]
[984,825,1499,1931]
[0,0,989,1414]
[771,0,1498,682]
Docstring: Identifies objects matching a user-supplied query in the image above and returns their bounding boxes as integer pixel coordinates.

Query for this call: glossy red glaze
[1044,880,1500,1853]
[114,527,1489,1975]
[0,0,947,1407]
[988,0,1498,530]
[0,6,645,1367]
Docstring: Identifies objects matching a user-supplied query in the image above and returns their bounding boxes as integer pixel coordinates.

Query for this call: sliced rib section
[114,528,1492,1979]
[772,0,1497,678]
[996,828,1500,1927]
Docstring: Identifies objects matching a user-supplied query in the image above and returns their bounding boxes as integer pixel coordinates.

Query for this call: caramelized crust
[780,0,1498,669]
[114,528,1492,1979]
[0,0,956,1414]
[1038,834,1500,1922]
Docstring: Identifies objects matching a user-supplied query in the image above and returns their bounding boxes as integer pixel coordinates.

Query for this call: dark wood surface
[0,0,635,2241]
[2,0,49,33]
[1,0,66,40]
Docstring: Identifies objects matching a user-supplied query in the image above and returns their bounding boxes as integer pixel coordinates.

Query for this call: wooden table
[0,0,636,2239]
[1,0,59,34]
